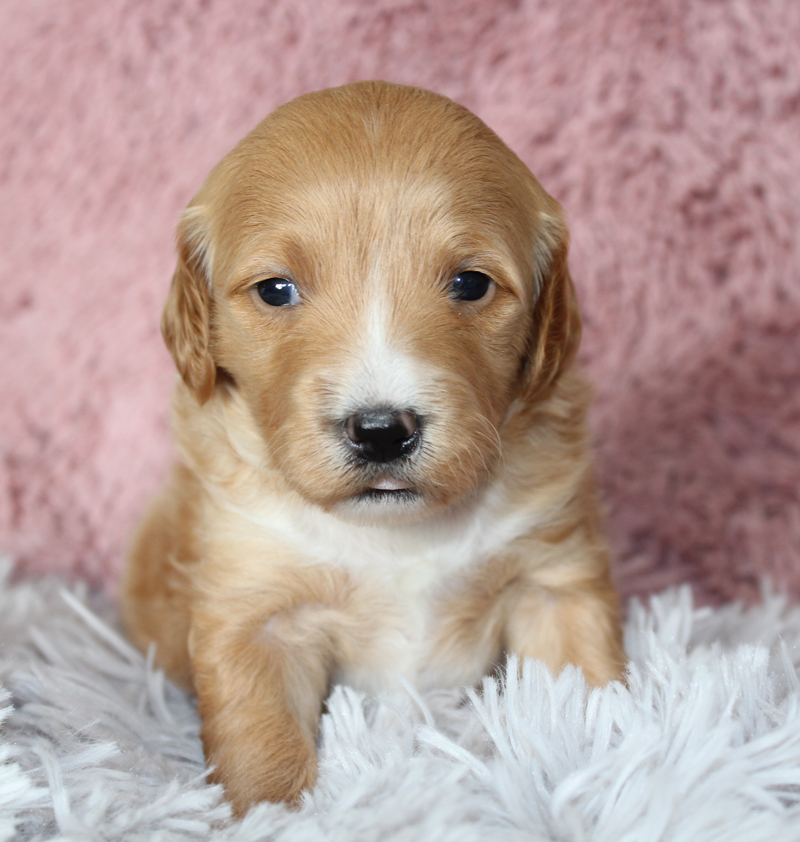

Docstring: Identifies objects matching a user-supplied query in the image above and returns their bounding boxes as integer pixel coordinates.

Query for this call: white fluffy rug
[2,560,800,841]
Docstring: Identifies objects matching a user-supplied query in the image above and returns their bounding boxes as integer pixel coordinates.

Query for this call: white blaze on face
[343,285,426,417]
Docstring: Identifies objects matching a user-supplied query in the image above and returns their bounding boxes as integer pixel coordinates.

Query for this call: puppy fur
[122,80,626,815]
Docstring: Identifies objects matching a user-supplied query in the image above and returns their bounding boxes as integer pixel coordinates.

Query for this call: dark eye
[449,270,492,302]
[255,278,301,307]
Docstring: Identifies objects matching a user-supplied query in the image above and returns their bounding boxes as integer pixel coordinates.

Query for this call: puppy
[122,80,625,814]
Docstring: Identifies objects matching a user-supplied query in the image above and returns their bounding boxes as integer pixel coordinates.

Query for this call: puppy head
[162,81,580,524]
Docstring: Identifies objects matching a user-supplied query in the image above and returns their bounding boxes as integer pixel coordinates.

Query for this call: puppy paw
[204,714,318,815]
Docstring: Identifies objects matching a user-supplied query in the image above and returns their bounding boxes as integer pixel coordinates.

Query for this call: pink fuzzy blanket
[1,0,798,605]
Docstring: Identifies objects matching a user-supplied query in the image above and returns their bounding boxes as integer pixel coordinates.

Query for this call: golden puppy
[122,80,625,814]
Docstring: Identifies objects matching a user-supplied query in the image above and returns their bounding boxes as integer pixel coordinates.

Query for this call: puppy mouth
[369,475,412,492]
[355,473,420,502]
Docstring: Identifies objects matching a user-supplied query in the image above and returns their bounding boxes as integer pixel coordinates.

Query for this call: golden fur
[121,81,626,814]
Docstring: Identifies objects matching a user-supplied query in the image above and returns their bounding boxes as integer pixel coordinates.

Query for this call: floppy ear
[161,206,216,404]
[522,213,582,402]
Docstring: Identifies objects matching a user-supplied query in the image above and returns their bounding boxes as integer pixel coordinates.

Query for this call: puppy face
[163,82,580,525]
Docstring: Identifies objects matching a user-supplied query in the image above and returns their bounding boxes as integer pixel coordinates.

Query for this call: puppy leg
[504,573,625,687]
[190,602,332,814]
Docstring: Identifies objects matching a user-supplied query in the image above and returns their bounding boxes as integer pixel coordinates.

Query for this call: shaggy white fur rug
[2,560,800,841]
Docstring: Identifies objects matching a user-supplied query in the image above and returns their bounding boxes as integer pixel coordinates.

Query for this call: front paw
[203,712,318,815]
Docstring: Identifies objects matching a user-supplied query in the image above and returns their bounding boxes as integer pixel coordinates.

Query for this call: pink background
[2,0,799,604]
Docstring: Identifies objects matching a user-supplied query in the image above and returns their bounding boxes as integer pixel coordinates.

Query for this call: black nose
[344,409,420,463]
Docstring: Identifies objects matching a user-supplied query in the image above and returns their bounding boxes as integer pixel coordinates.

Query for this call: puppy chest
[326,556,500,694]
[221,497,517,692]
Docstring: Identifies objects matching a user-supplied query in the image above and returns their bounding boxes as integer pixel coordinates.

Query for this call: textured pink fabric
[1,0,799,604]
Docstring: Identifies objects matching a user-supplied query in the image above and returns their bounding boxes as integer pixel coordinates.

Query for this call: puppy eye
[449,271,492,302]
[255,278,301,307]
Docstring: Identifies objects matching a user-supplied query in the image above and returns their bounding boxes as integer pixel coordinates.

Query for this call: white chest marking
[220,478,546,691]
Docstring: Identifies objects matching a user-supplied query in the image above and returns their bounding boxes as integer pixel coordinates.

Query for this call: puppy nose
[345,409,419,463]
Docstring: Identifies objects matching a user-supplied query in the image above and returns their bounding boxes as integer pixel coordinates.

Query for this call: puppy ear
[522,212,582,402]
[161,206,216,404]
